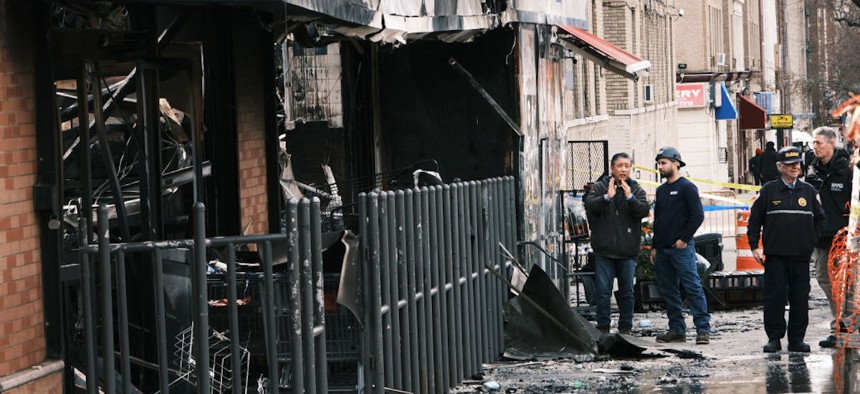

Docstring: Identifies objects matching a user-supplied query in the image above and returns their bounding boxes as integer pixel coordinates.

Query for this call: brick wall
[0,0,48,381]
[233,15,269,235]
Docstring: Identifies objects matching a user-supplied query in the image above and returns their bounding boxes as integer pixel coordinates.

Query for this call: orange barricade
[735,210,763,270]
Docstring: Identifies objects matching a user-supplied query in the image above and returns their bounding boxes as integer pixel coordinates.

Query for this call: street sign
[770,114,794,129]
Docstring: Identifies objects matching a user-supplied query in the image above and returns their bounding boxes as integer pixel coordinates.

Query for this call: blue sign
[715,82,737,120]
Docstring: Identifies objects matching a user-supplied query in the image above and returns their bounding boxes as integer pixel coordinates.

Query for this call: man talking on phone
[585,152,650,335]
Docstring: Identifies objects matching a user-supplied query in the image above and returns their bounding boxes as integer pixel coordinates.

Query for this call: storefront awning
[714,82,737,120]
[555,25,651,80]
[739,95,767,129]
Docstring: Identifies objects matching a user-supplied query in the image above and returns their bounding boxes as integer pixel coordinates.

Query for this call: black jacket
[584,177,650,259]
[806,148,851,246]
[759,147,779,180]
[747,178,826,257]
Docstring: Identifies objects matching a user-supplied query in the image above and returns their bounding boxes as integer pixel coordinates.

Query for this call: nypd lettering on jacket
[747,179,826,257]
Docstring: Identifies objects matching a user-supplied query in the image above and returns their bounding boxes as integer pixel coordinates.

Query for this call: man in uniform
[649,146,710,345]
[748,146,826,353]
[585,152,650,334]
[805,126,851,348]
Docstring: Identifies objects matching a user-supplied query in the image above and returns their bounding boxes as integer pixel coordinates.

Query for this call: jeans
[594,255,636,330]
[655,242,710,334]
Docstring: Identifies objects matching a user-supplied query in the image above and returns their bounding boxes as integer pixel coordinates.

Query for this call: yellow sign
[770,114,794,129]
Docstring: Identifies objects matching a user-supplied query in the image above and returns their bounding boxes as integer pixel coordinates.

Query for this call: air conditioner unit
[643,84,654,103]
[716,52,726,66]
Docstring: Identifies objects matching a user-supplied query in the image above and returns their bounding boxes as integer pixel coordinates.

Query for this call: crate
[707,271,764,310]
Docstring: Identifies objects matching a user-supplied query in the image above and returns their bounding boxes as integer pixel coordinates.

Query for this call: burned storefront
[26,0,604,393]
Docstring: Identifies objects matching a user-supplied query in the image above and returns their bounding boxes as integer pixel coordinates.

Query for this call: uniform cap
[777,146,802,164]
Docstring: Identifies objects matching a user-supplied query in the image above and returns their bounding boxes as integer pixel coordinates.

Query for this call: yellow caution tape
[633,165,762,192]
[569,166,756,206]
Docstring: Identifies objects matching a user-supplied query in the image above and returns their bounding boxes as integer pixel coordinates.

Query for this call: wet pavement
[453,279,860,393]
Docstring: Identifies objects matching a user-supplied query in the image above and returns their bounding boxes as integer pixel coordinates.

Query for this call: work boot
[656,331,686,343]
[618,327,632,335]
[763,339,781,353]
[819,335,836,348]
[696,333,710,345]
[787,342,811,353]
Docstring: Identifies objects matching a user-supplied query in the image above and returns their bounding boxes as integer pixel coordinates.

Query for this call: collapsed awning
[554,25,651,80]
[739,95,767,129]
[715,82,737,120]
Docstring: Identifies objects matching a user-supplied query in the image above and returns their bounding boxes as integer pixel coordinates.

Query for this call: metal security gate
[72,199,327,394]
[567,140,609,189]
[358,177,516,393]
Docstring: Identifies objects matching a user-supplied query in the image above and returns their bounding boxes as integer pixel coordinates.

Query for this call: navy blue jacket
[747,178,826,257]
[652,177,704,248]
[584,177,650,259]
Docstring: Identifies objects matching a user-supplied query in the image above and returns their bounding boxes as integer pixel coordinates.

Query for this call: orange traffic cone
[736,210,763,270]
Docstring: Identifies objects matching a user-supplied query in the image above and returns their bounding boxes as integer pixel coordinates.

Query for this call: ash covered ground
[452,281,853,393]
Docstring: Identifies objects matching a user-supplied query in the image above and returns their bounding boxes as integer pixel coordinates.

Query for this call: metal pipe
[115,250,132,394]
[193,202,210,393]
[97,205,116,394]
[369,193,385,393]
[299,199,317,393]
[78,216,97,394]
[310,198,328,393]
[152,248,169,393]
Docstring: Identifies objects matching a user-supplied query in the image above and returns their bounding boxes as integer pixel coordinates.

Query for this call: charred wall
[375,29,518,182]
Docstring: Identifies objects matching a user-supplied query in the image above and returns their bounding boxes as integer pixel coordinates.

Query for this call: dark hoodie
[584,177,650,259]
[806,147,851,246]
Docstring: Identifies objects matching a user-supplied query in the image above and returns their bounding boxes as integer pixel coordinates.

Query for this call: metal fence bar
[287,200,305,393]
[225,244,242,394]
[310,198,328,394]
[463,182,477,374]
[192,202,210,394]
[413,188,431,393]
[386,191,403,389]
[78,216,97,394]
[97,205,116,394]
[452,183,467,381]
[368,193,385,393]
[404,189,422,392]
[299,199,317,393]
[152,247,169,394]
[428,186,445,390]
[115,250,132,394]
[259,238,281,394]
[443,184,461,384]
[379,193,395,388]
[393,190,411,391]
